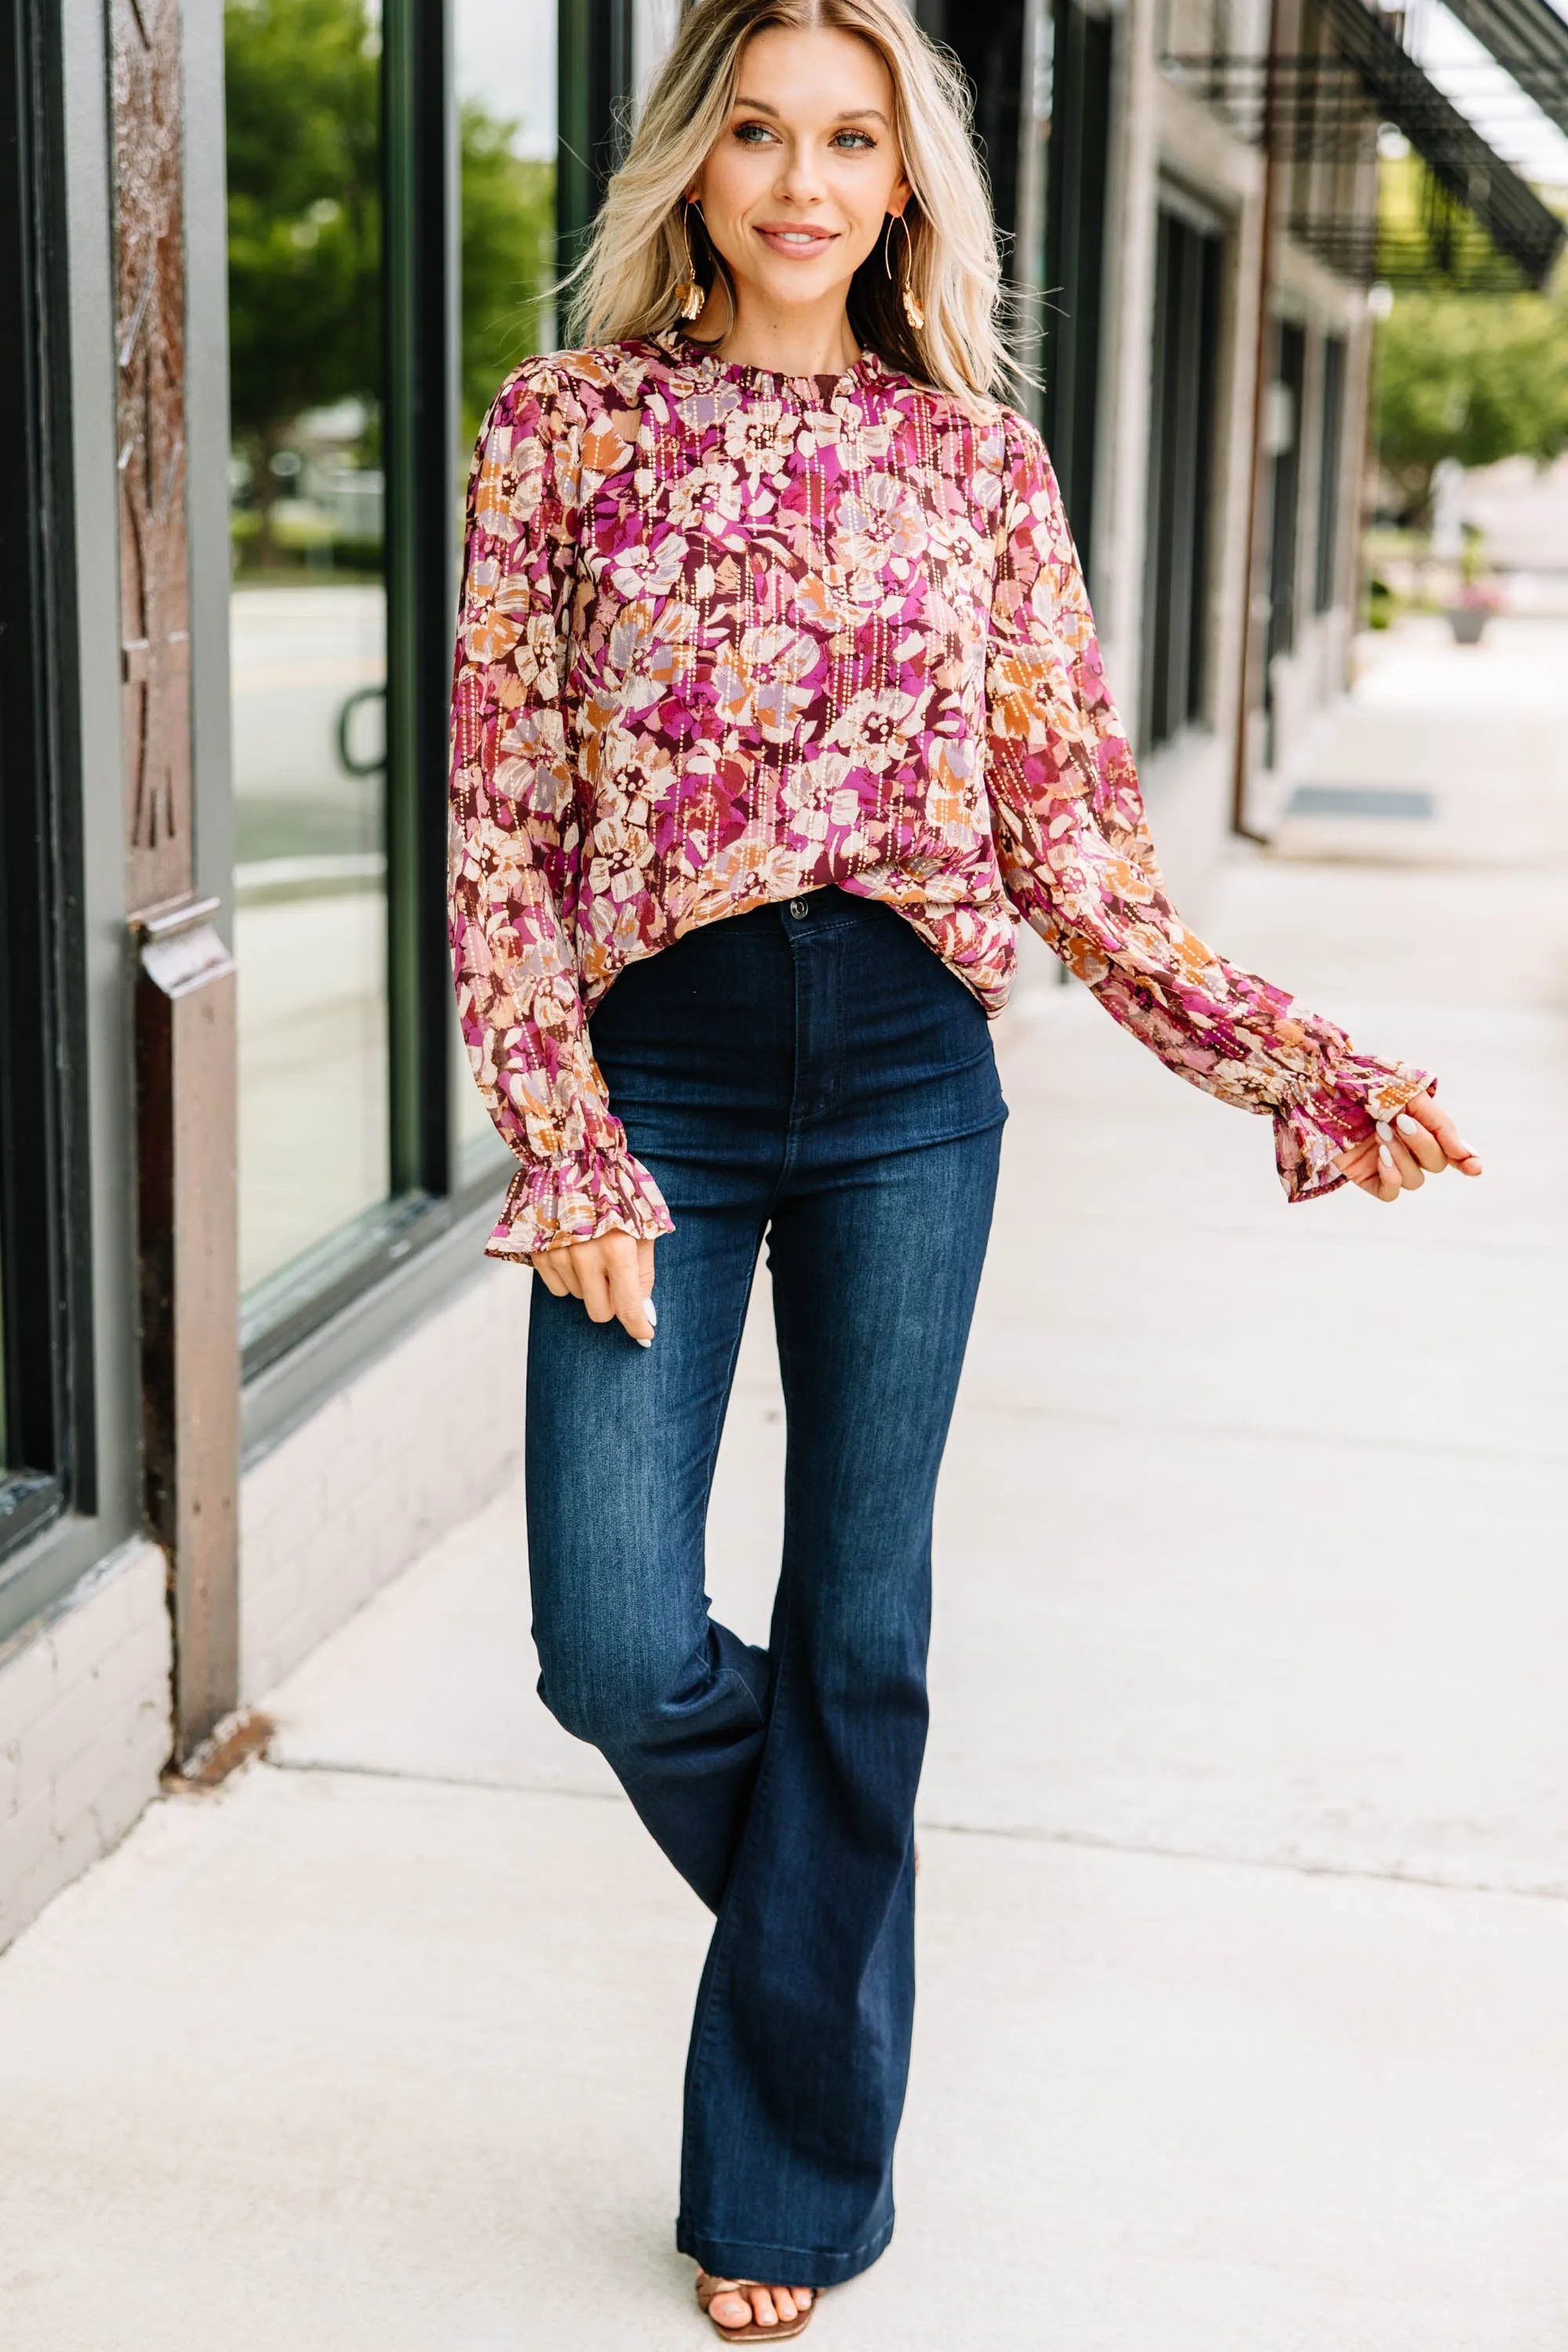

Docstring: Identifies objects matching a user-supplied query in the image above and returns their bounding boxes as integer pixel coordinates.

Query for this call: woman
[448,1,1481,2336]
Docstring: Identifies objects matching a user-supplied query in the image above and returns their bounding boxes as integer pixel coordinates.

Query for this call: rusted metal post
[113,0,241,1757]
[134,902,240,1749]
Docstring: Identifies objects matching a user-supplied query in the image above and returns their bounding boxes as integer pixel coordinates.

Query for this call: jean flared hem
[676,2211,896,2291]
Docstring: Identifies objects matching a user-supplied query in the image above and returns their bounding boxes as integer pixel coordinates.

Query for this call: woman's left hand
[1334,1087,1483,1202]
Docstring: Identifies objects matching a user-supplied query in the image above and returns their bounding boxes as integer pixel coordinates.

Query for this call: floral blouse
[449,333,1425,1259]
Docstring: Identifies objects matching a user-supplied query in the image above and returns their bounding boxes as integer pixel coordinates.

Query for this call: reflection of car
[336,682,386,776]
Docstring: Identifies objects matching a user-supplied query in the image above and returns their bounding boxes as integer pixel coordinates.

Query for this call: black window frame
[558,0,634,268]
[0,0,94,1573]
[1141,198,1222,756]
[1041,0,1112,581]
[1314,331,1347,615]
[1265,317,1307,676]
[915,0,1030,263]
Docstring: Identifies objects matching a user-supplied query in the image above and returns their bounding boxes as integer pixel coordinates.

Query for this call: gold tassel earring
[673,201,706,324]
[884,211,925,333]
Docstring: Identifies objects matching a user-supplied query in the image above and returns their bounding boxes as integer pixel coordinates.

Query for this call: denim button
[789,897,809,919]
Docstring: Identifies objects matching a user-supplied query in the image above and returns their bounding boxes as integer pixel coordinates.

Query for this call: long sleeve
[448,363,674,1258]
[983,413,1428,1201]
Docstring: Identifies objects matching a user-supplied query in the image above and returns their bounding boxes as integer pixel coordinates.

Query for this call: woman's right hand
[530,1231,658,1346]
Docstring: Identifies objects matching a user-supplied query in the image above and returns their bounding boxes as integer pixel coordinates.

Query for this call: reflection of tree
[226,0,556,564]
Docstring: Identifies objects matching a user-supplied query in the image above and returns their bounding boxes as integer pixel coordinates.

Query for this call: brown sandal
[696,2274,818,2342]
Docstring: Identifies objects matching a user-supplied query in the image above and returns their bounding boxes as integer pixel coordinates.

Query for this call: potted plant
[1444,530,1501,644]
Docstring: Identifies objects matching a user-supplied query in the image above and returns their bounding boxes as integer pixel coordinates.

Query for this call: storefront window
[226,0,391,1300]
[450,0,558,1181]
[0,6,81,1572]
[1142,201,1221,753]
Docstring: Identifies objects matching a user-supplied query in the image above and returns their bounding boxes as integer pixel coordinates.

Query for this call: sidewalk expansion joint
[264,1754,624,1802]
[964,1395,1566,1472]
[916,1817,1568,1906]
[260,1759,1568,1907]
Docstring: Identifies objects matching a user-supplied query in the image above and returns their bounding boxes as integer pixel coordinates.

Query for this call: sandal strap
[695,2275,816,2320]
[697,2277,757,2311]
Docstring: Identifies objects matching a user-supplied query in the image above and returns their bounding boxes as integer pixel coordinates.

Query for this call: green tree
[1374,289,1568,524]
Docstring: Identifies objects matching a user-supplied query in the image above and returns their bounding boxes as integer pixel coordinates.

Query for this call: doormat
[1283,785,1437,819]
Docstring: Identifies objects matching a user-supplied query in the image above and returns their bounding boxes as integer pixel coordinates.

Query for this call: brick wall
[240,1261,528,1704]
[0,1541,172,1955]
[1,1259,529,1954]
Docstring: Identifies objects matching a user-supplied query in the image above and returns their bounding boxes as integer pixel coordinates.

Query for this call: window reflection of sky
[455,0,557,156]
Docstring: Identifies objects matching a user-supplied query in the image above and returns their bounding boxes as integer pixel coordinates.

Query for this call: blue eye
[734,122,776,143]
[833,131,874,149]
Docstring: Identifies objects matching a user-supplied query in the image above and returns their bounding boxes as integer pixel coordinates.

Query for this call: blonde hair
[568,0,1009,399]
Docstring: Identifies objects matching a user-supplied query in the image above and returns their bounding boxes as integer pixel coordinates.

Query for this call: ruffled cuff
[1275,1056,1432,1204]
[485,1147,675,1262]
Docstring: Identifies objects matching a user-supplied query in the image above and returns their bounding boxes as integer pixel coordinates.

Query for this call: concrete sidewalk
[3,617,1566,2350]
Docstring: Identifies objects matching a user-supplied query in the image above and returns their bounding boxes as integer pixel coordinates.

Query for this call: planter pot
[1445,604,1490,644]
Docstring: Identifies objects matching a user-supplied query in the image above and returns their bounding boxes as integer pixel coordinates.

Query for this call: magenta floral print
[449,334,1426,1260]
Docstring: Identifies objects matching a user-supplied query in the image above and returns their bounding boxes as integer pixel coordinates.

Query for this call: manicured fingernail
[644,1298,658,1327]
[634,1336,652,1349]
[1396,1114,1420,1135]
[1379,1146,1394,1172]
[1375,1120,1392,1141]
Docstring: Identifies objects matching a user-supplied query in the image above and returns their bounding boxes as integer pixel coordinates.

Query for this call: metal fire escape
[1161,0,1568,289]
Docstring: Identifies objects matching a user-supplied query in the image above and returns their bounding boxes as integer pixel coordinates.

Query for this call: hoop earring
[883,211,925,333]
[673,200,706,324]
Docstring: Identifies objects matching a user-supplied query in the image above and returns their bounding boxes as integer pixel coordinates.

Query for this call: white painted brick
[252,1545,307,1632]
[13,1809,103,1932]
[0,1791,53,1892]
[0,1541,171,1954]
[125,1693,175,1769]
[342,1494,408,1583]
[243,1646,278,1704]
[52,1719,141,1840]
[241,1472,328,1586]
[46,1574,132,1693]
[285,1396,350,1483]
[116,1628,175,1703]
[13,1674,108,1805]
[60,1795,110,1878]
[0,1635,58,1748]
[240,1265,528,1707]
[89,1742,166,1851]
[118,1604,174,1678]
[121,1549,170,1631]
[320,1443,385,1526]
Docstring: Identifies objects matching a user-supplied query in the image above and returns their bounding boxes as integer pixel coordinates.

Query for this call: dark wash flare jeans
[524,887,1006,2288]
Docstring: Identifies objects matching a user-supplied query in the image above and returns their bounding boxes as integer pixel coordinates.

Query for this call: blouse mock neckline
[660,328,885,400]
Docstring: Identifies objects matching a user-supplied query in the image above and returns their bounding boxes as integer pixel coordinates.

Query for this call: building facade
[2,0,1552,1947]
